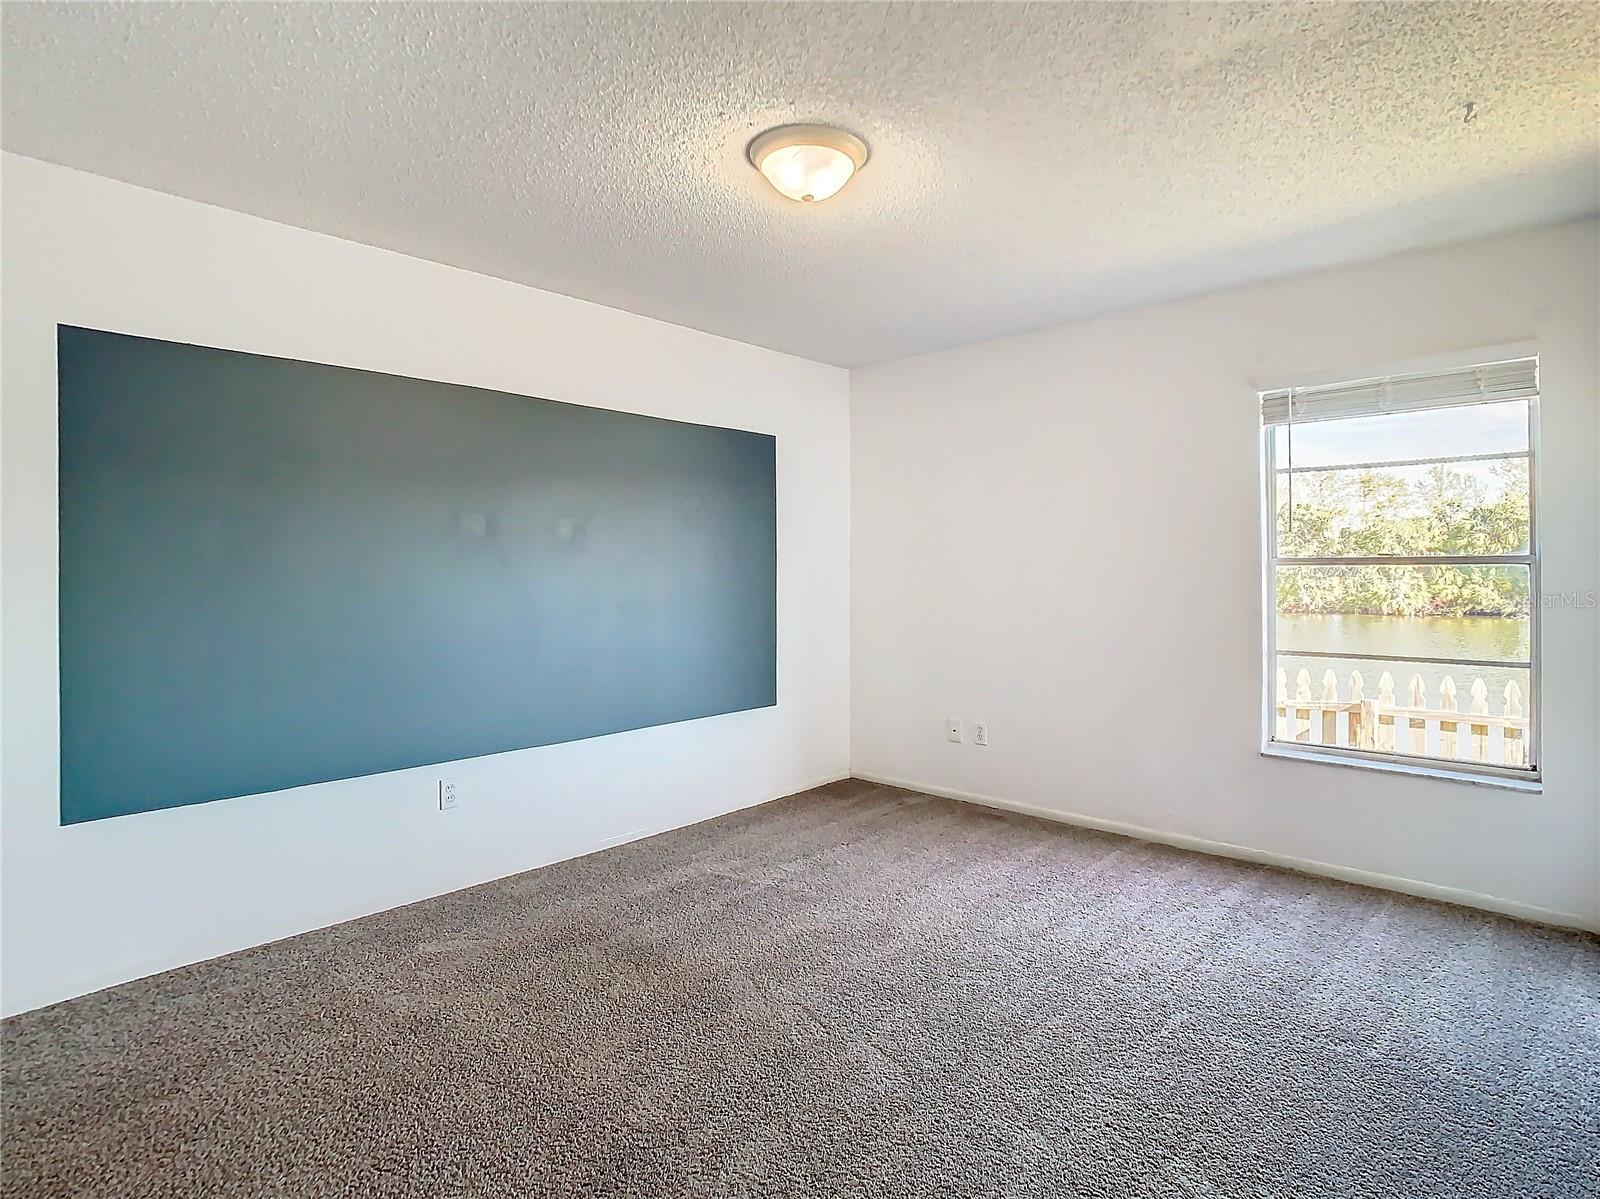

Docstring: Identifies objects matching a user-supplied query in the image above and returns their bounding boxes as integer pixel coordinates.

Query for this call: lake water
[1275,614,1530,711]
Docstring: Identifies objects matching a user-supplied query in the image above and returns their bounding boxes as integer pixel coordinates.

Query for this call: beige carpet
[4,779,1597,1198]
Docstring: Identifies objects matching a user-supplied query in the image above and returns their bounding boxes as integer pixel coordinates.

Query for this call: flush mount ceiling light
[747,124,869,204]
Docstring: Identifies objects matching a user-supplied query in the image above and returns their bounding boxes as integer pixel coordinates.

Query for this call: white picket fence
[1274,667,1527,766]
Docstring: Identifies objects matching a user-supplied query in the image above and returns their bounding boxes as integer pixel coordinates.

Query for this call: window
[1260,357,1539,782]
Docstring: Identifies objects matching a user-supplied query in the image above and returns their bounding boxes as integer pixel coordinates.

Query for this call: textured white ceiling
[3,2,1596,366]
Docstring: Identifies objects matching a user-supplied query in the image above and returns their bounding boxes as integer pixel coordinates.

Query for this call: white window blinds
[1260,358,1537,427]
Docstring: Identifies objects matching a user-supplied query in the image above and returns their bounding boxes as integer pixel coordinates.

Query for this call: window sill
[1260,743,1543,793]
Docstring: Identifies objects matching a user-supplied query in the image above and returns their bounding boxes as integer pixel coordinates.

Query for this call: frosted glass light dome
[748,125,869,204]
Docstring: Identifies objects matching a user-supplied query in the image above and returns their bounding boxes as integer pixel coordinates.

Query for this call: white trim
[1273,648,1531,669]
[1257,339,1541,395]
[1259,353,1542,781]
[1276,449,1529,475]
[1260,744,1540,791]
[851,771,1596,934]
[1259,363,1538,427]
[1259,419,1278,770]
[579,770,851,855]
[1524,387,1544,770]
[1274,554,1532,567]
[3,769,852,1017]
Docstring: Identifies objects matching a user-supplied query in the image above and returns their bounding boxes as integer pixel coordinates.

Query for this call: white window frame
[1258,354,1542,788]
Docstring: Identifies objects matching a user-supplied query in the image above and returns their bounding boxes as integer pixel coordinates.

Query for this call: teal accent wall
[57,326,777,824]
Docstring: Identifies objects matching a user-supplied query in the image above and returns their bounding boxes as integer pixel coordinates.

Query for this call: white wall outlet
[947,717,963,743]
[438,779,459,811]
[973,721,989,747]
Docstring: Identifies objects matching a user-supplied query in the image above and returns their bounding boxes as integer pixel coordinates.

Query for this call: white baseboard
[5,768,854,1018]
[778,770,854,799]
[851,771,1599,935]
[598,769,851,851]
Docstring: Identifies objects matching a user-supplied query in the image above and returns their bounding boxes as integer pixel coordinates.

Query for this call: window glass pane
[1271,654,1532,769]
[1264,381,1537,775]
[1275,458,1529,558]
[1272,399,1528,467]
[1275,565,1531,661]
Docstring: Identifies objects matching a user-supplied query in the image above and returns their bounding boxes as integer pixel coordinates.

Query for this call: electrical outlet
[438,779,459,811]
[974,721,989,747]
[947,717,963,743]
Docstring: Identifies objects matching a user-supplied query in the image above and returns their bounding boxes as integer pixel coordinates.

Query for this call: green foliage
[1276,460,1529,617]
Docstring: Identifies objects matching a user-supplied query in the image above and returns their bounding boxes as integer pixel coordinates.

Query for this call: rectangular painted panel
[57,326,776,824]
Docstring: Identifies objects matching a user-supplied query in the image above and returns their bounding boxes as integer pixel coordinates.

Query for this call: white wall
[4,155,1594,1019]
[0,155,851,1016]
[852,219,1600,930]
